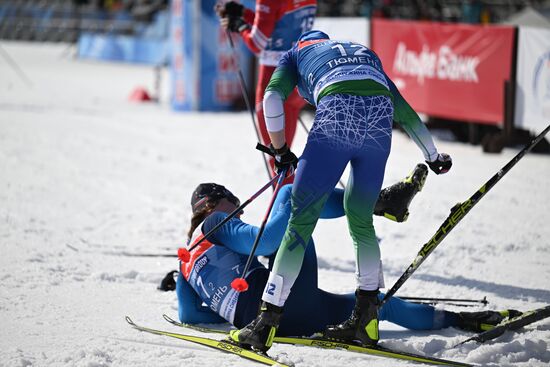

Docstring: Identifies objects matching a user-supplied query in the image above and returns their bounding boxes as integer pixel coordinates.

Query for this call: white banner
[515,27,550,134]
[314,17,370,47]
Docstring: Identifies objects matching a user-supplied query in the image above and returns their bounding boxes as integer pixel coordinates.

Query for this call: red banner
[372,19,515,125]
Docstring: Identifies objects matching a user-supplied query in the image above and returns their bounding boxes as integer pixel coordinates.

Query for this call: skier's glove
[221,1,244,18]
[157,270,177,291]
[271,143,298,175]
[226,16,250,33]
[426,153,452,175]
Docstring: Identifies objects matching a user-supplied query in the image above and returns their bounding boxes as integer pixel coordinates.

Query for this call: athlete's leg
[264,137,350,307]
[344,95,393,291]
[277,238,326,336]
[325,95,393,346]
[378,293,440,330]
[229,135,348,350]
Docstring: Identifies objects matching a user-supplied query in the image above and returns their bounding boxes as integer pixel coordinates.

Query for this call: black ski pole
[455,304,550,346]
[225,30,272,180]
[381,124,550,307]
[298,116,346,190]
[399,296,488,306]
[178,172,283,262]
[231,168,289,292]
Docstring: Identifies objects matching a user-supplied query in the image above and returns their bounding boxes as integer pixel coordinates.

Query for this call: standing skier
[229,31,453,352]
[215,0,317,179]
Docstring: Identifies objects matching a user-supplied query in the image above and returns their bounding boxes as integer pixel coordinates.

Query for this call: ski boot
[456,309,523,332]
[229,302,283,353]
[374,163,428,222]
[324,289,380,346]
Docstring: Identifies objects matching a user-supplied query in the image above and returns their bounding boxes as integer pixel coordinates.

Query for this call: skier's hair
[187,199,218,240]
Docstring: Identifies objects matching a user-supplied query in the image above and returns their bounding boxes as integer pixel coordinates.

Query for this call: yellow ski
[126,317,291,367]
[162,314,471,366]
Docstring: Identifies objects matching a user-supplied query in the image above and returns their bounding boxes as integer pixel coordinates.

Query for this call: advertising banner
[171,0,253,111]
[78,33,168,65]
[514,27,550,134]
[78,11,169,65]
[371,19,515,125]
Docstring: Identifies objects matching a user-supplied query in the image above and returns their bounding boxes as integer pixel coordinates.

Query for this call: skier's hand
[271,144,298,175]
[214,1,244,18]
[226,16,249,33]
[426,153,452,175]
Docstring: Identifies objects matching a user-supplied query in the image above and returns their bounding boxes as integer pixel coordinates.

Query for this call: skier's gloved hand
[225,16,249,33]
[221,1,244,18]
[271,143,298,175]
[426,153,452,175]
[157,270,178,291]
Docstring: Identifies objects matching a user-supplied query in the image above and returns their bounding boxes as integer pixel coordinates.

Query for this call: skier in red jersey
[215,0,317,179]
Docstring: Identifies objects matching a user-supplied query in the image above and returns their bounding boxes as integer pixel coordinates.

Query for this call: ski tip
[162,314,176,324]
[125,316,135,326]
[453,335,482,349]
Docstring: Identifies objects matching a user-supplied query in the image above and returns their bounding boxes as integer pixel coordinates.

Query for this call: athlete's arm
[239,0,280,54]
[204,180,345,256]
[263,51,299,148]
[176,272,226,324]
[203,185,292,256]
[242,7,254,24]
[387,77,439,162]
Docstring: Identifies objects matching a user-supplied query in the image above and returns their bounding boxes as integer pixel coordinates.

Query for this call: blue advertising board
[171,0,254,111]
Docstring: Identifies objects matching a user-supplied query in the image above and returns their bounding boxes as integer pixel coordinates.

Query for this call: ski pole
[455,304,550,346]
[104,251,178,258]
[381,124,550,307]
[178,172,283,262]
[298,116,346,190]
[399,296,488,306]
[0,44,33,88]
[225,30,272,181]
[231,168,289,292]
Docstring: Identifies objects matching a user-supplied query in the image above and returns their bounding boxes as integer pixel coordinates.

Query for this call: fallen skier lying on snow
[172,166,521,338]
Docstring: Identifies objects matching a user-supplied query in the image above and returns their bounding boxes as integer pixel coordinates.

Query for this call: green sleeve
[265,66,298,101]
[388,78,439,161]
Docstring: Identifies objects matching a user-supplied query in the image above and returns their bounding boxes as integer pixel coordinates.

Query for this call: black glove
[227,16,249,33]
[157,270,178,291]
[223,1,244,17]
[426,153,452,175]
[271,143,298,174]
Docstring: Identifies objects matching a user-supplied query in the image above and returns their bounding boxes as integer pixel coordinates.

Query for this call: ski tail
[455,305,550,346]
[275,336,473,366]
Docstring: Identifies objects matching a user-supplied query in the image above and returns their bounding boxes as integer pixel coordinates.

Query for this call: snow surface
[0,42,549,367]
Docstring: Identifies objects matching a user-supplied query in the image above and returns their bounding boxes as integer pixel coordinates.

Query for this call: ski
[456,305,550,346]
[162,314,472,366]
[126,316,292,367]
[274,336,472,366]
[163,314,231,334]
